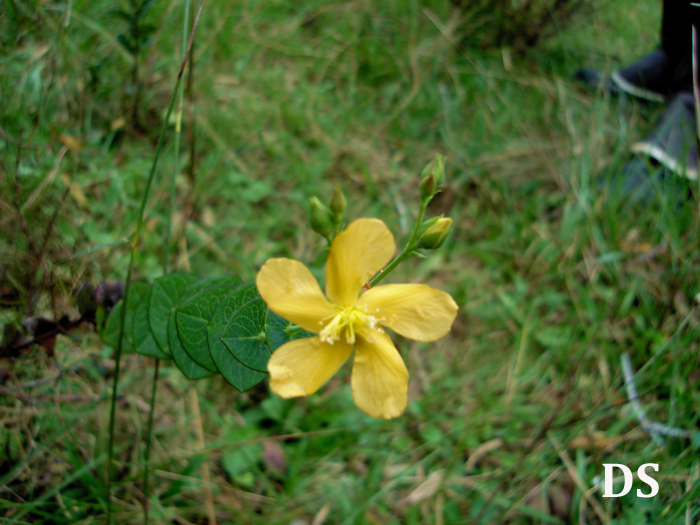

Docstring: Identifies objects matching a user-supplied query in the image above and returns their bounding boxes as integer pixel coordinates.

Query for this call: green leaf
[123,282,150,350]
[207,283,267,390]
[220,296,269,372]
[132,287,169,359]
[207,282,260,368]
[101,281,149,352]
[149,273,201,356]
[176,277,244,372]
[169,277,238,380]
[222,445,261,489]
[101,302,133,352]
[265,309,315,352]
[213,342,266,391]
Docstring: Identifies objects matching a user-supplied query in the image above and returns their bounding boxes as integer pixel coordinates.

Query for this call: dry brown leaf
[401,469,444,505]
[262,439,286,473]
[522,482,550,516]
[465,438,503,472]
[620,240,653,253]
[59,134,83,154]
[384,463,411,479]
[311,504,331,525]
[548,481,574,520]
[111,117,126,131]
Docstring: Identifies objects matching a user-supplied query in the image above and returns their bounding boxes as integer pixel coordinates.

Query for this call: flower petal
[325,218,396,306]
[351,330,408,419]
[268,336,353,398]
[256,258,336,333]
[358,284,458,342]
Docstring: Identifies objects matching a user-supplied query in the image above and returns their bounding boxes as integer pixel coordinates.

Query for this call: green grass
[2,0,699,523]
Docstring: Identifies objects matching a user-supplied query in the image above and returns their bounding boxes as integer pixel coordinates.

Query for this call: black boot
[609,93,698,203]
[631,92,698,181]
[575,48,691,103]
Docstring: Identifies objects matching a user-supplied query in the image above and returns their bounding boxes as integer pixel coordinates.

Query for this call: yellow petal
[325,219,395,306]
[256,258,336,333]
[268,336,353,398]
[358,284,458,342]
[351,330,408,419]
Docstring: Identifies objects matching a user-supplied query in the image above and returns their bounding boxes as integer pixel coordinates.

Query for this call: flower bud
[308,197,334,239]
[419,154,445,199]
[330,184,347,218]
[417,217,452,249]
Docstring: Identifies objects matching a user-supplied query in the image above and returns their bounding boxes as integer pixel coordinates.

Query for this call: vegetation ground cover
[1,0,698,523]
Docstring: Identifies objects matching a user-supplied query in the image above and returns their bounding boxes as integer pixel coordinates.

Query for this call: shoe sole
[611,71,665,103]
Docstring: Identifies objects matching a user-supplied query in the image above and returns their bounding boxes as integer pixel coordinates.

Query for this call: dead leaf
[2,314,86,358]
[77,281,125,325]
[0,357,13,380]
[465,438,503,472]
[568,433,620,451]
[201,207,216,228]
[522,482,550,516]
[111,117,126,131]
[548,481,574,520]
[59,134,83,154]
[23,317,60,356]
[312,504,331,525]
[620,240,653,253]
[262,439,286,473]
[214,75,241,86]
[401,470,444,505]
[384,463,411,479]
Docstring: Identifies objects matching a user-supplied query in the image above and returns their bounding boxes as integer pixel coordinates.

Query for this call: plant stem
[162,0,191,274]
[142,3,193,522]
[106,2,206,523]
[186,18,197,186]
[142,358,160,524]
[189,386,216,525]
[106,230,141,525]
[368,197,429,287]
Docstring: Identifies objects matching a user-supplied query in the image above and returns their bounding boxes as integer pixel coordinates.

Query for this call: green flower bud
[308,197,334,240]
[417,217,452,249]
[330,184,347,218]
[419,154,445,199]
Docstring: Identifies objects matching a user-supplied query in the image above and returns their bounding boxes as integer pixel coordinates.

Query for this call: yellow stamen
[319,305,379,345]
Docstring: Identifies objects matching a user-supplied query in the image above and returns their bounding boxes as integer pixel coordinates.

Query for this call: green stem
[106,239,139,524]
[106,2,206,523]
[162,0,191,273]
[142,3,193,523]
[368,197,429,287]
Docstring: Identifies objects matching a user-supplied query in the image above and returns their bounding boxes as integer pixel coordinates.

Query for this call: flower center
[319,305,379,345]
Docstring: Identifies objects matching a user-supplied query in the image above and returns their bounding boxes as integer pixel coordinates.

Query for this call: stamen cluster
[319,306,380,345]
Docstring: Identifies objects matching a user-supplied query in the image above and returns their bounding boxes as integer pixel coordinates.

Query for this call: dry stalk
[188,386,216,525]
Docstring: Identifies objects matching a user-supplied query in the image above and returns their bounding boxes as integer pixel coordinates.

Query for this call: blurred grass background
[1,0,699,523]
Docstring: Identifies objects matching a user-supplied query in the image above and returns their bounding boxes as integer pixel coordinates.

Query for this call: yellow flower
[256,218,458,419]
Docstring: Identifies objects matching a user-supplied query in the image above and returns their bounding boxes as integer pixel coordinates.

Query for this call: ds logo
[602,463,659,498]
